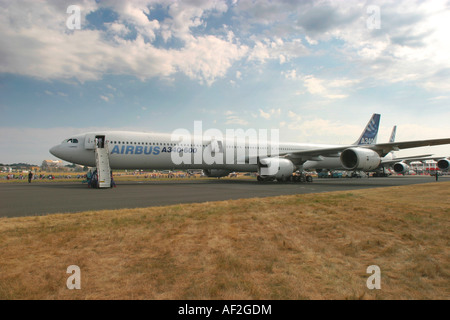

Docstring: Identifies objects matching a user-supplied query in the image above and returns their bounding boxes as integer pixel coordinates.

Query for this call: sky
[0,0,449,165]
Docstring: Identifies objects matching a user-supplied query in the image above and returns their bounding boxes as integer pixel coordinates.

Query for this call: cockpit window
[62,138,79,144]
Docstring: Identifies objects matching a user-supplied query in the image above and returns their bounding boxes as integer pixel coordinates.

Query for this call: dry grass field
[0,182,449,300]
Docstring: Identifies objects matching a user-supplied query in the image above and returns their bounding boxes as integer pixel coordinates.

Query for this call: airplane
[305,113,381,174]
[375,126,449,175]
[49,114,450,184]
[386,155,450,175]
[436,157,450,171]
[389,125,397,144]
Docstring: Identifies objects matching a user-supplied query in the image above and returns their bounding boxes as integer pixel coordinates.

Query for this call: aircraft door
[95,135,106,148]
[211,139,223,154]
[85,133,96,149]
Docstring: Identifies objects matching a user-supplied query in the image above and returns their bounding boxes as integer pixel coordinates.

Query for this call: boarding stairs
[95,142,111,188]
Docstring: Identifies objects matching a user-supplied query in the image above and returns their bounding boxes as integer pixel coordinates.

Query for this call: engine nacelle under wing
[393,162,410,174]
[203,169,231,177]
[437,159,450,171]
[340,147,381,171]
[258,158,295,179]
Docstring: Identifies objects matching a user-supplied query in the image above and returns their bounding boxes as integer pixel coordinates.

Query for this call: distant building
[71,164,85,172]
[41,160,64,169]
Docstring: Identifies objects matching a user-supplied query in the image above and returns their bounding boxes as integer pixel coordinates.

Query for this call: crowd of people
[2,171,243,182]
[3,173,86,180]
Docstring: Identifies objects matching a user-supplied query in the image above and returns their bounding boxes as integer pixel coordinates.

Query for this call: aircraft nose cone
[49,145,60,158]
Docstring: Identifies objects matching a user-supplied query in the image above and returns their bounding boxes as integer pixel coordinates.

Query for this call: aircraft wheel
[277,177,287,183]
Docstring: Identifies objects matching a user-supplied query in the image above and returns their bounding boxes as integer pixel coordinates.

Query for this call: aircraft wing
[381,155,447,165]
[390,154,433,160]
[280,138,450,164]
[247,137,450,166]
[246,145,353,165]
[281,145,352,162]
[367,138,450,157]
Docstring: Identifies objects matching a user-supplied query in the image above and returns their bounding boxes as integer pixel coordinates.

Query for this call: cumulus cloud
[238,0,450,93]
[0,0,246,85]
[224,110,249,126]
[323,0,450,91]
[225,116,249,126]
[288,111,302,122]
[1,0,450,92]
[259,109,271,119]
[172,35,248,85]
[284,71,356,100]
[258,108,281,120]
[247,38,308,64]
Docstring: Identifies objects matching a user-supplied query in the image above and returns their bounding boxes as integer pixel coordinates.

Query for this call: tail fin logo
[357,113,380,145]
[389,126,397,143]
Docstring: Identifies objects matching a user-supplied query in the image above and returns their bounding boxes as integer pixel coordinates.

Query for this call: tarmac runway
[0,176,447,218]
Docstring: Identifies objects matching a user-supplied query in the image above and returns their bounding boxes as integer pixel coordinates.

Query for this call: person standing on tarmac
[28,171,33,183]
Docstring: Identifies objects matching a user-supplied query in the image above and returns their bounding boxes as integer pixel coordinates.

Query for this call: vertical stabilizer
[354,113,381,145]
[389,125,397,143]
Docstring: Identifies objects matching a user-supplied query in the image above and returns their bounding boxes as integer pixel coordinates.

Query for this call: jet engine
[437,159,450,171]
[393,162,410,174]
[258,158,295,180]
[203,169,231,177]
[340,148,381,171]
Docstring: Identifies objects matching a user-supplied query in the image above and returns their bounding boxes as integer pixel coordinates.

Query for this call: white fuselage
[49,131,344,171]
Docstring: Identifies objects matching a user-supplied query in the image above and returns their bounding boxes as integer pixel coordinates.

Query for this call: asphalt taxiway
[0,176,447,218]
